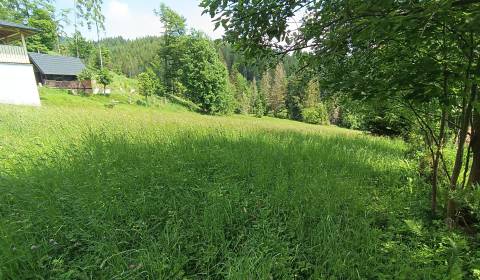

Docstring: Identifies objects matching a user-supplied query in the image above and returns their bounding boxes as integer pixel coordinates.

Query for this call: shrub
[342,111,363,130]
[138,69,163,104]
[136,99,147,106]
[303,103,329,125]
[77,67,94,95]
[275,109,289,119]
[252,94,265,118]
[96,69,113,95]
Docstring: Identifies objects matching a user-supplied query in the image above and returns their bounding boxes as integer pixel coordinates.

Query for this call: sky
[56,0,224,40]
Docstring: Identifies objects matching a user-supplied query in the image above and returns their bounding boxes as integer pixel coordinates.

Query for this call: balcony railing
[0,44,29,64]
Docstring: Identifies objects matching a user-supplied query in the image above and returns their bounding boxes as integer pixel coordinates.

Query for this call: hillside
[100,37,162,77]
[0,90,474,279]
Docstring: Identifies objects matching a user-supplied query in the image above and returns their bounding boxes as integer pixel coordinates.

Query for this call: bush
[136,99,147,106]
[342,111,363,130]
[138,69,163,102]
[303,104,330,125]
[96,69,113,95]
[275,109,289,119]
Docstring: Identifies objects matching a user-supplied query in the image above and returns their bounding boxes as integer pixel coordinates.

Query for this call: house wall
[0,63,40,106]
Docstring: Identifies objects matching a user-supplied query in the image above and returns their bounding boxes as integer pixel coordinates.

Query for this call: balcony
[0,44,29,64]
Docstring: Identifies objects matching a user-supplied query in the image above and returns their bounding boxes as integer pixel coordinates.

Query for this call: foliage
[155,3,186,94]
[341,110,363,130]
[26,9,57,53]
[0,0,53,21]
[302,104,330,125]
[100,36,162,77]
[259,69,271,114]
[230,66,251,114]
[155,3,186,37]
[178,36,234,114]
[267,63,287,116]
[251,78,264,117]
[96,68,112,94]
[286,74,309,121]
[66,32,94,60]
[75,0,104,32]
[77,67,94,81]
[304,79,320,108]
[215,41,267,81]
[138,69,162,102]
[89,46,111,69]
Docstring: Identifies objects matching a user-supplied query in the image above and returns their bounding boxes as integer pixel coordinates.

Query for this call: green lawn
[0,89,476,279]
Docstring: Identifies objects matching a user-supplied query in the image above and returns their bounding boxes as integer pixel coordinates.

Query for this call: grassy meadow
[0,89,477,279]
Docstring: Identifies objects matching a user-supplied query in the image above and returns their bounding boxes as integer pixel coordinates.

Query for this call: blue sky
[56,0,224,39]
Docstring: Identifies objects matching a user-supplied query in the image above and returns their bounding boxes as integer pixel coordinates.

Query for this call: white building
[0,20,40,106]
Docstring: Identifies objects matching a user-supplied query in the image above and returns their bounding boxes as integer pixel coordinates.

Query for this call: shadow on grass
[0,128,441,279]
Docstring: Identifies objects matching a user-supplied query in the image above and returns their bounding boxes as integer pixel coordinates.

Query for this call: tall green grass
[0,90,477,279]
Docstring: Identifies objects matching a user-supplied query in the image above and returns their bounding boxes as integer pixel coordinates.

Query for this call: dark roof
[0,20,38,32]
[0,20,38,40]
[29,53,85,76]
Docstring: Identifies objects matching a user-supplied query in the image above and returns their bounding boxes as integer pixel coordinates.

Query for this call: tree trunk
[432,63,449,216]
[74,0,80,58]
[96,22,103,70]
[447,82,476,224]
[468,84,480,187]
[432,106,447,216]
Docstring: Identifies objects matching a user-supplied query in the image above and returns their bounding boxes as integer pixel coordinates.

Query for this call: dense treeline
[100,37,162,77]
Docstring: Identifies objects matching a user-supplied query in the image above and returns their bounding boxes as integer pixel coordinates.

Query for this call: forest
[1,0,480,278]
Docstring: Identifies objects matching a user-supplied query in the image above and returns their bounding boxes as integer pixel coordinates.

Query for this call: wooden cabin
[29,52,88,90]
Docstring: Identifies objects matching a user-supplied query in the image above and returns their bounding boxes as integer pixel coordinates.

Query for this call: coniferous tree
[259,70,271,115]
[230,65,251,114]
[100,36,162,77]
[251,77,264,117]
[304,79,320,108]
[267,63,287,116]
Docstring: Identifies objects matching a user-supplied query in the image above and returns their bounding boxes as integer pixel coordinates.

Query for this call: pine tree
[304,79,320,108]
[230,65,251,114]
[268,63,287,116]
[260,69,272,114]
[251,77,264,117]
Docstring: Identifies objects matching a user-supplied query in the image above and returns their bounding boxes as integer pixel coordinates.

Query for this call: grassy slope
[0,89,475,279]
